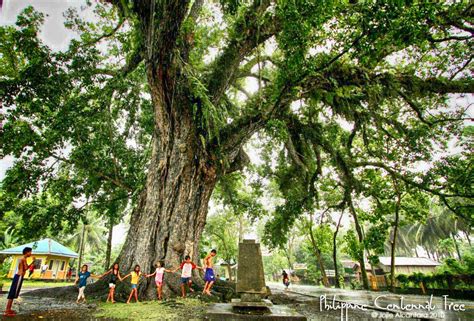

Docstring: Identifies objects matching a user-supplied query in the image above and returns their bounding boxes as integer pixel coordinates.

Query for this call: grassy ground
[0,278,75,289]
[94,298,208,320]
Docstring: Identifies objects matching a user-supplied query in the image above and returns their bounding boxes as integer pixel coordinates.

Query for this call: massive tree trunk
[118,134,218,297]
[108,0,271,299]
[117,67,220,298]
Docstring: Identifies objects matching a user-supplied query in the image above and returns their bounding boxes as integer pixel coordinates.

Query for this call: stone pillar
[206,239,307,320]
[236,239,268,303]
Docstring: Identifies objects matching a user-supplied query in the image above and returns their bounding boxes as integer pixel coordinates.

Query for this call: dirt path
[5,283,471,320]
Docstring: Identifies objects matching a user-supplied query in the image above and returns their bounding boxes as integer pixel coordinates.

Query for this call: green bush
[408,272,424,284]
[0,260,11,277]
[396,274,409,288]
[436,258,466,274]
[395,270,474,291]
[350,279,361,290]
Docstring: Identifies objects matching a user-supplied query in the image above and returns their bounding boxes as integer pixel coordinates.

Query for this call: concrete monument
[232,239,272,310]
[206,239,306,320]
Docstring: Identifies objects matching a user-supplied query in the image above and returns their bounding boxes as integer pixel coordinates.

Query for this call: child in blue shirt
[75,264,102,303]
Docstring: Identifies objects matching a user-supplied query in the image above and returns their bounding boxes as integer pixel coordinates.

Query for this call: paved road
[268,282,474,320]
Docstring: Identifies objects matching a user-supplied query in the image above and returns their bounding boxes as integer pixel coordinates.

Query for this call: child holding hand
[145,261,172,300]
[121,265,144,304]
[172,255,203,298]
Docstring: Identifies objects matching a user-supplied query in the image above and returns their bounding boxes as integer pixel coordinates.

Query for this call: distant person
[202,249,217,296]
[40,263,48,277]
[101,263,122,303]
[121,265,144,304]
[75,264,102,304]
[4,247,35,316]
[282,270,290,290]
[172,255,203,298]
[67,268,73,281]
[145,261,172,300]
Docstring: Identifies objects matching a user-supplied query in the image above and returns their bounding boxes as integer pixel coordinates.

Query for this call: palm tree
[0,227,20,265]
[386,201,471,260]
[65,215,107,271]
[0,227,20,250]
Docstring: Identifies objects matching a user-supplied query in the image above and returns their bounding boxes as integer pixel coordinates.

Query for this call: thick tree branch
[103,0,132,18]
[352,161,473,199]
[187,0,204,23]
[50,153,134,193]
[206,0,279,105]
[180,0,205,62]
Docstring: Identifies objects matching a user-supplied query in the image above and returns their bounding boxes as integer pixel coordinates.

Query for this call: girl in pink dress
[145,261,172,300]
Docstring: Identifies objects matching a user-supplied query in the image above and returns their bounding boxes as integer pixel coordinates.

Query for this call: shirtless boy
[4,247,35,316]
[202,249,217,295]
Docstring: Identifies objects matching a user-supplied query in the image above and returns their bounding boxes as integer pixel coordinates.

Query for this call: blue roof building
[0,238,78,280]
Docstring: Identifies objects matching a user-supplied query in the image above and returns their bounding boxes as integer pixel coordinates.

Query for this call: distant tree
[297,216,332,287]
[202,209,239,281]
[66,214,107,271]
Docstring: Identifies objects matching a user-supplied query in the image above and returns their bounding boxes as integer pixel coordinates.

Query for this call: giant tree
[1,1,473,297]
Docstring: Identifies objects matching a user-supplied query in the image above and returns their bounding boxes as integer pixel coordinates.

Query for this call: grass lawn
[0,278,75,289]
[94,298,208,320]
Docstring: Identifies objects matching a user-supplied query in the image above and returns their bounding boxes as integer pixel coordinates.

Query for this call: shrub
[396,274,409,288]
[350,279,361,290]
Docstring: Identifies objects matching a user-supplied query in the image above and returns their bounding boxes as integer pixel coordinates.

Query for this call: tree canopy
[0,1,472,288]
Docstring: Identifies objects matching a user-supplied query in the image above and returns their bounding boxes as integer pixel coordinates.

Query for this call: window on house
[48,260,54,270]
[61,261,65,271]
[33,259,42,269]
